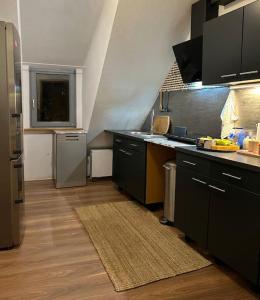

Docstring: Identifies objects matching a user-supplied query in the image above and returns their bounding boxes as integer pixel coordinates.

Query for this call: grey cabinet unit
[53,131,87,188]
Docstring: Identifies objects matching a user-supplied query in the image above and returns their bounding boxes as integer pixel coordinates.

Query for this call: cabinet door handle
[119,149,132,156]
[119,149,126,154]
[115,139,122,143]
[209,185,226,193]
[239,70,258,76]
[183,160,196,166]
[192,177,207,185]
[222,172,241,180]
[220,73,237,78]
[124,151,133,156]
[130,143,138,147]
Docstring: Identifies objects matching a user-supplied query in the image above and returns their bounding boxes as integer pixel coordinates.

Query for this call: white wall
[87,0,196,146]
[22,65,84,181]
[18,0,106,181]
[82,0,119,131]
[0,0,18,28]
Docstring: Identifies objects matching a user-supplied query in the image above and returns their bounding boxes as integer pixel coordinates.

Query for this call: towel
[220,90,239,138]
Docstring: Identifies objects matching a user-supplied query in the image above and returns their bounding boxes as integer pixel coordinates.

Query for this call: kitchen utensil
[248,140,259,154]
[237,150,260,158]
[159,91,169,112]
[159,91,163,111]
[211,145,239,152]
[153,116,170,134]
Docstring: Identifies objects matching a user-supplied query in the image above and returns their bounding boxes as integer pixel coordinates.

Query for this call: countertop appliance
[164,127,197,145]
[0,22,24,249]
[53,131,87,188]
[172,0,218,83]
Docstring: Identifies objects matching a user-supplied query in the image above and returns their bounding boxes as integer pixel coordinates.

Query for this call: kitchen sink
[130,131,163,139]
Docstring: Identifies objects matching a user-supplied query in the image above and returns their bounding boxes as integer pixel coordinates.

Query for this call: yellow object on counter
[211,145,240,151]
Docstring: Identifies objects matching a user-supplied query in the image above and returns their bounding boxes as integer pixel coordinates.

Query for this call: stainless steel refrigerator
[0,22,24,249]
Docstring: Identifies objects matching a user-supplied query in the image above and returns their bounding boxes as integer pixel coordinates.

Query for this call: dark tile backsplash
[142,87,229,138]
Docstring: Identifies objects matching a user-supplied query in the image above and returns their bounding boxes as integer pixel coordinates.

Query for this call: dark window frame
[30,67,76,128]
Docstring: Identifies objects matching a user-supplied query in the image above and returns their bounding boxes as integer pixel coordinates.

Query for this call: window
[30,68,76,128]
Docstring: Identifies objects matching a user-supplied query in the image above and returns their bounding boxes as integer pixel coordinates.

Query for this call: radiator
[90,149,113,178]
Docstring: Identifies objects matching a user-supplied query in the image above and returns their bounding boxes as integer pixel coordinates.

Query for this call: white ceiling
[19,0,105,65]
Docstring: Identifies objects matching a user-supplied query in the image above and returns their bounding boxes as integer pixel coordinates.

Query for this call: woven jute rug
[76,201,211,291]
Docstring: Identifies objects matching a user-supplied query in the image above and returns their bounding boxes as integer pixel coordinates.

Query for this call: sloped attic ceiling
[87,0,197,145]
[19,0,105,65]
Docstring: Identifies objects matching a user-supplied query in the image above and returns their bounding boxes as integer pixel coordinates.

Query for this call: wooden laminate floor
[0,180,259,300]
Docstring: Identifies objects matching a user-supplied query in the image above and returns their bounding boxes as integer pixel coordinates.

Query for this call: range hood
[173,0,219,83]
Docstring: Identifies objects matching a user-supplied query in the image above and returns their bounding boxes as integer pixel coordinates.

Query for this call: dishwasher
[53,131,87,188]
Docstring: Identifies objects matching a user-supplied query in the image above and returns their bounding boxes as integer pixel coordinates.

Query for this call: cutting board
[237,150,260,158]
[153,116,170,134]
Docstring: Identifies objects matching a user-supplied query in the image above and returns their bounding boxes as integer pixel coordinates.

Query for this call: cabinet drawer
[211,162,260,194]
[176,153,210,176]
[125,138,146,152]
[114,135,126,147]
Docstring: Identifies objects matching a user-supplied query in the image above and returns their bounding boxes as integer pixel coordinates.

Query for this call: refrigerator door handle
[32,98,36,109]
[11,113,20,118]
[15,198,24,204]
[13,150,22,155]
[14,163,23,169]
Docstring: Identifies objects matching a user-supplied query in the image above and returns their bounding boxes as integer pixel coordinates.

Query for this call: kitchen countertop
[106,130,191,147]
[105,130,160,141]
[107,130,260,172]
[175,146,260,173]
[144,137,194,148]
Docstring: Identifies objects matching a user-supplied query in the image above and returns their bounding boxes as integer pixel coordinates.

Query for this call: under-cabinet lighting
[187,81,222,90]
[230,83,260,91]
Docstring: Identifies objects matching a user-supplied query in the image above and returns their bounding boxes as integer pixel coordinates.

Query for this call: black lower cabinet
[208,181,260,284]
[175,151,260,287]
[126,148,146,203]
[113,147,128,190]
[175,166,210,248]
[112,135,146,203]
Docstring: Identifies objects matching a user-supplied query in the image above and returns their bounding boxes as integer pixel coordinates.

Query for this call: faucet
[150,109,155,135]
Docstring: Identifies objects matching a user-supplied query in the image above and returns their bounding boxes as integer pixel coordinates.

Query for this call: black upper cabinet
[203,1,260,85]
[241,1,260,80]
[202,8,243,85]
